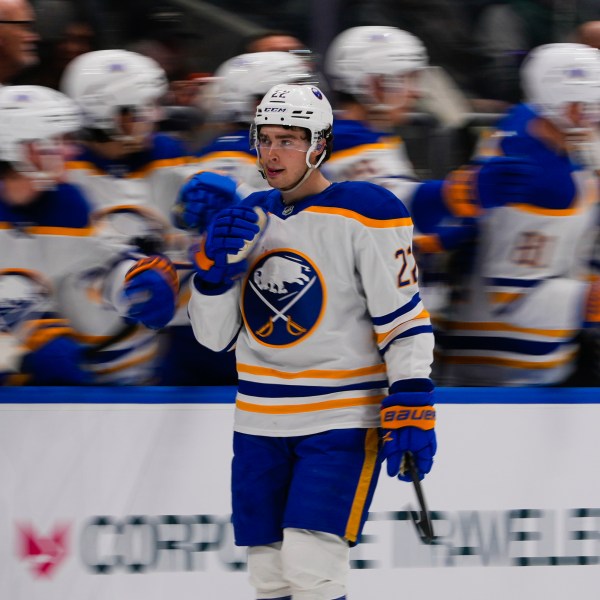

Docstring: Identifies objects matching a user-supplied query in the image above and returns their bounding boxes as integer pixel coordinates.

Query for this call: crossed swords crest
[249,276,317,338]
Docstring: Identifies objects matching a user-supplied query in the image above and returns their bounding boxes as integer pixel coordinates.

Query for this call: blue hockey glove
[172,171,239,233]
[123,255,179,330]
[475,156,540,208]
[442,156,539,218]
[21,320,91,385]
[380,390,436,482]
[191,205,266,290]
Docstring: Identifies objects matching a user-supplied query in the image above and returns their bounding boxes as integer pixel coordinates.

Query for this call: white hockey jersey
[65,133,200,220]
[189,181,434,436]
[0,183,165,384]
[323,119,419,202]
[438,103,600,385]
[194,129,271,195]
[324,118,447,317]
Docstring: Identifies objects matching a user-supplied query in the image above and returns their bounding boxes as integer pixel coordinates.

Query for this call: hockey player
[0,84,179,384]
[322,25,457,321]
[165,50,317,384]
[172,50,314,236]
[184,84,436,599]
[59,48,222,384]
[323,25,425,196]
[59,48,198,218]
[56,205,180,384]
[178,50,317,214]
[411,42,600,385]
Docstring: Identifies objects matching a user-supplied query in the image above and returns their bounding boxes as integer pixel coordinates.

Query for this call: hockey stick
[404,451,436,544]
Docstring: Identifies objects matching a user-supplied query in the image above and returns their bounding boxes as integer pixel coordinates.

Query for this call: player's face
[375,71,422,125]
[24,135,77,183]
[115,104,156,151]
[0,0,38,71]
[256,126,312,189]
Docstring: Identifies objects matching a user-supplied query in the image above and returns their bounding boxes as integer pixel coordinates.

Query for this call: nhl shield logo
[243,249,325,347]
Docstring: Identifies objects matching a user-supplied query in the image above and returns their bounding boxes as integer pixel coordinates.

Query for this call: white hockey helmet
[254,83,333,146]
[205,51,315,124]
[0,85,82,175]
[60,49,168,134]
[521,43,600,125]
[252,84,333,188]
[325,25,428,102]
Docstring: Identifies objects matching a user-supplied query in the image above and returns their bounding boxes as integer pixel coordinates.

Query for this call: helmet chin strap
[279,164,316,195]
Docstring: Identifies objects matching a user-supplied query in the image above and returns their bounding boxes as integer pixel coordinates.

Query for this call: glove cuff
[124,255,179,294]
[383,390,434,407]
[192,272,235,296]
[442,165,482,218]
[191,237,215,271]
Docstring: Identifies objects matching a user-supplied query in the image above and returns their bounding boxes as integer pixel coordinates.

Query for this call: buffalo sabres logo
[243,250,325,347]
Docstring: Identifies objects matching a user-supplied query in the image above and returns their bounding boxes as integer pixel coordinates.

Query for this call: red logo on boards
[16,523,69,578]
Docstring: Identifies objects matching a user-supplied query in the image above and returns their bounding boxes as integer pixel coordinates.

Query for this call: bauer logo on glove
[381,405,436,428]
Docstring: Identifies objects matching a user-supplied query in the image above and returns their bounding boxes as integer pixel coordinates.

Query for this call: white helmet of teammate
[521,43,600,127]
[325,25,428,104]
[60,49,168,137]
[205,51,315,124]
[0,85,82,185]
[252,84,333,190]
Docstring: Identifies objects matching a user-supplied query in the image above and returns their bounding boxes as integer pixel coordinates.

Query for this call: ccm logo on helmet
[263,107,287,112]
[381,405,436,430]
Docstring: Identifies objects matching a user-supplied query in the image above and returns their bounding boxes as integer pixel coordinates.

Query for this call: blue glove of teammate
[20,320,91,384]
[123,255,179,329]
[173,171,239,233]
[475,156,540,209]
[380,390,437,482]
[191,206,265,290]
[441,156,540,219]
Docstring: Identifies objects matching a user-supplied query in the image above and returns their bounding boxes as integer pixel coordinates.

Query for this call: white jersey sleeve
[188,278,243,352]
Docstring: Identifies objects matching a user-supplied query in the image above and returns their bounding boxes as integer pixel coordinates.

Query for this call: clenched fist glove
[20,319,91,385]
[191,205,267,291]
[380,389,436,482]
[444,156,540,217]
[172,171,239,233]
[475,156,540,209]
[123,255,179,329]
